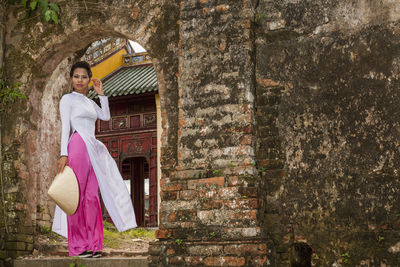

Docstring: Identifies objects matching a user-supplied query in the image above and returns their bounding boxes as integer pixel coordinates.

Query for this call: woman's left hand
[92,78,104,96]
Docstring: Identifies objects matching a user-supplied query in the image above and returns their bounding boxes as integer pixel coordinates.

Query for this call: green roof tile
[88,65,158,99]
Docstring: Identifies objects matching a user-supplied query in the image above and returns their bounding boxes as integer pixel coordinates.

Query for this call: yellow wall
[90,48,128,84]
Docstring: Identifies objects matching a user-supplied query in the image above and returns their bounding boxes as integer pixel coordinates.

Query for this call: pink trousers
[67,132,103,256]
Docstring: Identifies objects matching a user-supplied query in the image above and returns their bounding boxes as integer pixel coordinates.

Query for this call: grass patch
[103,220,156,249]
[37,220,155,250]
[37,224,65,243]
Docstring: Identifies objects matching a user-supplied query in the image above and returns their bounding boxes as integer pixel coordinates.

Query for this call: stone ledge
[34,249,148,258]
[149,239,269,266]
[12,256,148,267]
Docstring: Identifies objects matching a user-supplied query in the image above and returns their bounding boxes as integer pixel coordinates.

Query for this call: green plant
[209,232,216,238]
[39,225,51,234]
[175,238,184,249]
[378,236,384,242]
[240,172,249,178]
[7,0,60,24]
[341,252,350,264]
[256,13,267,25]
[37,204,45,213]
[0,72,26,234]
[213,169,222,176]
[0,78,25,112]
[228,162,236,167]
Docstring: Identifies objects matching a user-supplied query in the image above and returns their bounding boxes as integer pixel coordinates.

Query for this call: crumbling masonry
[1,0,400,266]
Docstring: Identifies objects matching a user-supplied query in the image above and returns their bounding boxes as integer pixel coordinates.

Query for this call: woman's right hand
[57,156,68,174]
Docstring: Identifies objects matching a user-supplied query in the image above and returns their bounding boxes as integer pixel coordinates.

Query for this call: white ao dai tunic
[52,91,137,238]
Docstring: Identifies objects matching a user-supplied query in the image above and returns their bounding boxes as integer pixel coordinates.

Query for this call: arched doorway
[2,0,180,262]
[82,37,160,228]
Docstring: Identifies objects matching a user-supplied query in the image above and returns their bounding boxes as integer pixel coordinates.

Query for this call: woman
[52,61,137,258]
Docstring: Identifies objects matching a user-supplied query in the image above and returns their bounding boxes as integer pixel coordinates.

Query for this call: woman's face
[71,68,90,91]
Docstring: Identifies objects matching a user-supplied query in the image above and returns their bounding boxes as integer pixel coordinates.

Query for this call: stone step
[12,256,148,267]
[38,249,148,258]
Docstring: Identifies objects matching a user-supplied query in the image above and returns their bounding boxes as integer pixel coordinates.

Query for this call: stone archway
[33,31,176,232]
[2,0,180,261]
[2,1,268,266]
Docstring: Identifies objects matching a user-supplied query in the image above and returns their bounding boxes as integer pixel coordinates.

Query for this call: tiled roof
[88,65,158,99]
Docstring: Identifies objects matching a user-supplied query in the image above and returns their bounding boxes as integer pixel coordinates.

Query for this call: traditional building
[84,38,159,227]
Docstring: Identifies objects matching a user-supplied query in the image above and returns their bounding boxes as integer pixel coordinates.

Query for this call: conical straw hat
[48,166,79,216]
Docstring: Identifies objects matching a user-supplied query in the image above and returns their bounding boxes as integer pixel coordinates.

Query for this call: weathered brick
[180,190,197,200]
[155,229,172,239]
[239,135,253,145]
[184,256,204,265]
[168,210,197,222]
[218,187,239,199]
[225,199,258,209]
[162,182,184,192]
[5,242,26,251]
[149,255,161,264]
[188,245,223,256]
[197,210,215,222]
[256,78,281,87]
[216,4,229,13]
[148,245,162,255]
[228,176,244,186]
[223,227,261,238]
[199,188,217,198]
[238,187,257,197]
[202,7,209,16]
[7,234,33,243]
[200,199,223,209]
[26,244,33,251]
[228,210,257,220]
[168,256,184,265]
[204,256,245,266]
[167,212,177,222]
[224,244,267,255]
[247,255,268,266]
[188,177,225,189]
[161,191,178,201]
[7,250,29,258]
[178,118,187,127]
[241,227,260,237]
[18,226,34,235]
[179,222,197,228]
[14,203,26,211]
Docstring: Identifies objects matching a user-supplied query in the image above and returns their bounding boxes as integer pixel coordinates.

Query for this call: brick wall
[149,0,270,265]
[4,0,400,266]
